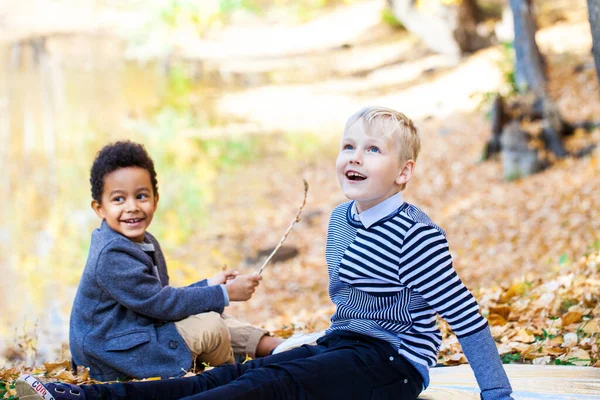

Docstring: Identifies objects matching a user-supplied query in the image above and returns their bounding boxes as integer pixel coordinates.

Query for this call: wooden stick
[258,179,309,275]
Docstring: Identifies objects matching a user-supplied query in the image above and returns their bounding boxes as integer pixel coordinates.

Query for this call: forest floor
[1,0,599,396]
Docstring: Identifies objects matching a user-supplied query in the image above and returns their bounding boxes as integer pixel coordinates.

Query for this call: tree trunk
[387,0,490,57]
[454,0,488,53]
[588,0,600,88]
[510,0,546,95]
[509,0,567,157]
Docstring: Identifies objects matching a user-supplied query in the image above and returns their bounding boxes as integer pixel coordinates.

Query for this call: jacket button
[169,340,178,349]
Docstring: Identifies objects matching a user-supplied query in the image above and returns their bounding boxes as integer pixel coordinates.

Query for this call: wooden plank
[420,365,600,399]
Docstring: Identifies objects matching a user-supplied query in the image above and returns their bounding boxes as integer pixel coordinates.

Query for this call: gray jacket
[69,221,226,380]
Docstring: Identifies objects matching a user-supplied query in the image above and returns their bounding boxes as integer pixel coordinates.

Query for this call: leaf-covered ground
[2,1,600,398]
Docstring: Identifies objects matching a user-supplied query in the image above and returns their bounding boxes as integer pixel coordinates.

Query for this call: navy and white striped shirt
[325,194,490,389]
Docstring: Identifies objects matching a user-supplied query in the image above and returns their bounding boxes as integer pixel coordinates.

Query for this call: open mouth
[121,218,145,224]
[346,171,367,181]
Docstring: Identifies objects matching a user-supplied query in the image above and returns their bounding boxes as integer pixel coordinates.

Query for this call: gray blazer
[69,221,226,380]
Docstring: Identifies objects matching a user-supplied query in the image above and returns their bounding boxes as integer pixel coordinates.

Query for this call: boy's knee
[176,312,235,365]
[175,312,232,354]
[198,312,231,340]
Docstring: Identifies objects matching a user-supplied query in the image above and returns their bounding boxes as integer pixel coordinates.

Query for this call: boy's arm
[95,240,226,321]
[460,326,514,400]
[188,279,209,288]
[399,223,513,400]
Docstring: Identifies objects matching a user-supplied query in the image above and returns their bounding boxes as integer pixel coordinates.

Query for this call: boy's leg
[82,344,318,400]
[174,312,235,366]
[180,332,423,400]
[221,314,274,358]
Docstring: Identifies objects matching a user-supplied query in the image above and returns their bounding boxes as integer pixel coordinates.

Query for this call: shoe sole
[15,376,55,400]
[15,379,44,400]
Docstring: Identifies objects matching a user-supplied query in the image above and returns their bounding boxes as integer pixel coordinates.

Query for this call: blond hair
[344,106,421,164]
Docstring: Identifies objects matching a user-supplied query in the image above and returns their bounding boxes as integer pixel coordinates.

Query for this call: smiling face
[92,166,158,242]
[336,118,414,213]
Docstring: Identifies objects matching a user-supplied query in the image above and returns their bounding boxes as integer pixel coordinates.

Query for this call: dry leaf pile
[438,249,600,367]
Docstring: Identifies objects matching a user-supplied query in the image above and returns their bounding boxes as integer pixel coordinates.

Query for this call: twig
[258,179,309,275]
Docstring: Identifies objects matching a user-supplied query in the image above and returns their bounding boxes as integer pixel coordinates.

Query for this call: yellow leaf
[55,370,77,382]
[562,311,583,326]
[76,366,90,383]
[489,306,511,320]
[581,318,599,334]
[543,346,565,356]
[512,329,535,343]
[487,313,507,326]
[43,360,71,376]
[566,348,591,366]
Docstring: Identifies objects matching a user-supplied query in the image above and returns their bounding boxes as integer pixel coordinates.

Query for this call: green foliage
[558,253,570,266]
[381,7,404,29]
[500,42,519,96]
[164,66,193,110]
[198,136,265,169]
[500,352,521,364]
[219,0,263,15]
[536,328,556,341]
[0,381,17,400]
[477,42,519,116]
[283,132,335,161]
[552,357,592,366]
[559,298,577,314]
[505,171,522,182]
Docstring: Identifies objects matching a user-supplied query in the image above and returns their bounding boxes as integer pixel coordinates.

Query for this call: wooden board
[420,365,600,399]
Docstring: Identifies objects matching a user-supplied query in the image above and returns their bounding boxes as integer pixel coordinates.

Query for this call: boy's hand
[208,269,239,286]
[225,273,262,301]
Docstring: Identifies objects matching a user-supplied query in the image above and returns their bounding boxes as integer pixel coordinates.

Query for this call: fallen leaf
[562,311,583,326]
[488,313,507,326]
[43,361,71,377]
[532,356,551,365]
[566,348,591,366]
[581,318,600,334]
[512,329,536,343]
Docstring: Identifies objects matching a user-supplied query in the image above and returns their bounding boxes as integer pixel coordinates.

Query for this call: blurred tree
[509,0,567,157]
[484,0,578,180]
[588,0,600,89]
[386,0,493,57]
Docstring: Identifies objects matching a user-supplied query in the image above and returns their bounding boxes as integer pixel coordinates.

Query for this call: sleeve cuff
[219,284,229,306]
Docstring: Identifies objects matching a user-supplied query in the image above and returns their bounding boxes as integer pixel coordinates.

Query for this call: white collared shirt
[350,192,404,228]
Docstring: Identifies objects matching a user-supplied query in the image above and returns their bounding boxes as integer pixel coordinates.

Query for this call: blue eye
[343,144,354,150]
[368,146,380,153]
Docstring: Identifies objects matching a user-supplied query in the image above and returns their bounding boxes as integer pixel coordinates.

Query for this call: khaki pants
[174,312,268,366]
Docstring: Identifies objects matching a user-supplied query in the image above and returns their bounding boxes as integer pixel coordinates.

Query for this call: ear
[154,192,159,208]
[395,160,415,186]
[91,200,105,220]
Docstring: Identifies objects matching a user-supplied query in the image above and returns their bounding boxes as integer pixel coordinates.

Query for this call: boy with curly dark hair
[59,141,281,382]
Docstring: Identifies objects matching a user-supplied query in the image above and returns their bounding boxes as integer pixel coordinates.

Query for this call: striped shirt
[325,195,489,388]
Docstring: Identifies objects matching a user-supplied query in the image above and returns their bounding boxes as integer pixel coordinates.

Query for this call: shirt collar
[350,192,404,229]
[135,241,155,252]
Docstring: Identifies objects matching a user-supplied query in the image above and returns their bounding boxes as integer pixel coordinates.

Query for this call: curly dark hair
[90,141,158,202]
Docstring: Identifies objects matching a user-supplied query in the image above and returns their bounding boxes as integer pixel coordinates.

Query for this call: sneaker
[15,375,86,400]
[272,331,325,354]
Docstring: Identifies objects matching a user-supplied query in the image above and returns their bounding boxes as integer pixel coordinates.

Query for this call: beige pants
[174,312,268,366]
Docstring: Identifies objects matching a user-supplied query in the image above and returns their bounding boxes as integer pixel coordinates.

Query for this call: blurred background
[1,0,599,368]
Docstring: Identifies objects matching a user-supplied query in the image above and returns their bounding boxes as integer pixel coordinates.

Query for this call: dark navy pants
[86,331,423,400]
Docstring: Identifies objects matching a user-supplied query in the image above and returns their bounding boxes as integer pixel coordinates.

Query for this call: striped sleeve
[398,222,487,338]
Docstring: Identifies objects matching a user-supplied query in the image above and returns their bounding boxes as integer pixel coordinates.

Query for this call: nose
[125,198,139,212]
[349,151,362,165]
